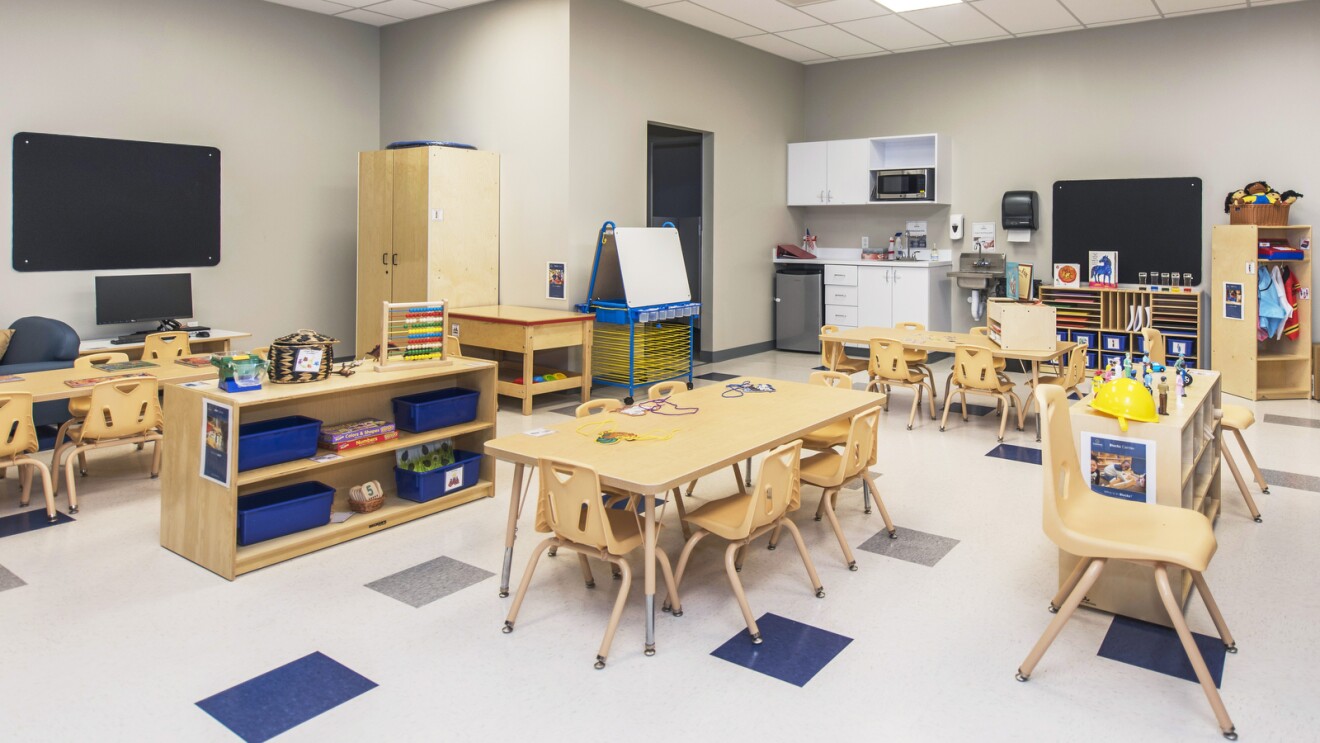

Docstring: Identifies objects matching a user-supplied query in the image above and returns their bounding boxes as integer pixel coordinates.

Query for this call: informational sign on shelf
[200,399,233,487]
[1081,432,1157,505]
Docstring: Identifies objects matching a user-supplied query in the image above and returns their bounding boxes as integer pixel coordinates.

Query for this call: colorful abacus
[376,300,451,371]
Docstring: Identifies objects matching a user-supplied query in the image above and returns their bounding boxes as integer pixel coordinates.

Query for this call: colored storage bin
[1167,336,1196,359]
[236,480,334,546]
[1100,352,1124,371]
[237,415,322,472]
[391,387,479,433]
[1071,330,1098,348]
[1056,329,1070,342]
[394,450,482,503]
[1099,333,1128,353]
[1084,350,1099,370]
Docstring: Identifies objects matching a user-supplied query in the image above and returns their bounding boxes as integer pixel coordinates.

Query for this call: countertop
[773,257,952,268]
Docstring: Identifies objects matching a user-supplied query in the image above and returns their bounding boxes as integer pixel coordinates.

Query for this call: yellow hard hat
[1090,377,1158,432]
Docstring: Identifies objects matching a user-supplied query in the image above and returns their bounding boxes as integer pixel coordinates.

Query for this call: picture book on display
[1088,251,1118,288]
[1054,263,1081,288]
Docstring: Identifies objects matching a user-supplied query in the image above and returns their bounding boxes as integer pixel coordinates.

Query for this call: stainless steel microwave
[871,168,934,201]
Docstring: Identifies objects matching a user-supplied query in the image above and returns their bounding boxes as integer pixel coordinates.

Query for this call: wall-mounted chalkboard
[12,132,220,272]
[1052,177,1201,285]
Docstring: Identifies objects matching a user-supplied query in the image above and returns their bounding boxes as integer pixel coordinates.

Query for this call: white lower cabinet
[851,264,952,331]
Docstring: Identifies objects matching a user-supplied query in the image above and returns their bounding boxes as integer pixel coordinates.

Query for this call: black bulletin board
[1052,177,1202,285]
[12,132,221,271]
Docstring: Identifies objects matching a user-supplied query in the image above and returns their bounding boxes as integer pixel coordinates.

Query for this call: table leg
[1033,360,1043,442]
[580,322,593,403]
[499,462,526,597]
[644,488,657,656]
[522,328,535,416]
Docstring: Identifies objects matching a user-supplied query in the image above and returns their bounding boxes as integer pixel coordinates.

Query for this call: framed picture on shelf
[1088,251,1118,288]
[1054,263,1081,288]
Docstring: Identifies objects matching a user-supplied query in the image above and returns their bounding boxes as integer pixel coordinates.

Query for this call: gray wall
[380,0,572,318]
[0,0,380,349]
[803,2,1320,333]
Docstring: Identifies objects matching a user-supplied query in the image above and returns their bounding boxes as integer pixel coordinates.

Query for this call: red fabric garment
[1282,266,1301,341]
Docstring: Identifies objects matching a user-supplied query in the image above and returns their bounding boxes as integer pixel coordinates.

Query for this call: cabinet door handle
[381,252,388,266]
[827,190,832,202]
[392,253,399,266]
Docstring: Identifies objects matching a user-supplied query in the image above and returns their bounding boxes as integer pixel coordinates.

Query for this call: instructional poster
[200,399,233,487]
[971,222,996,252]
[1223,282,1244,320]
[547,262,566,300]
[1082,432,1156,504]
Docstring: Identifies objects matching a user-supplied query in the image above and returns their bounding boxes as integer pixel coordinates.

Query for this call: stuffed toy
[1224,180,1303,212]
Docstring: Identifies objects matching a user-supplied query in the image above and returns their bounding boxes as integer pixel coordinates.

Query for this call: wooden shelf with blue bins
[1038,285,1203,372]
[160,358,498,580]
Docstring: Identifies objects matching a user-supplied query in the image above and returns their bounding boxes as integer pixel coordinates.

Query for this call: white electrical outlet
[861,236,869,250]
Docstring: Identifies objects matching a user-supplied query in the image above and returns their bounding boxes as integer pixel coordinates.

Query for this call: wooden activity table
[5,362,219,403]
[484,377,885,657]
[79,329,252,359]
[448,305,593,415]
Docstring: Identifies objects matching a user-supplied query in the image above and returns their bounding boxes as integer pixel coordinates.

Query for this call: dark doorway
[647,123,710,355]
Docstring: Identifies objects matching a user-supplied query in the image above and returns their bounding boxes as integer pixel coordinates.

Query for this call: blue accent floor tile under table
[0,509,74,539]
[985,444,1042,465]
[1098,615,1226,687]
[711,613,852,687]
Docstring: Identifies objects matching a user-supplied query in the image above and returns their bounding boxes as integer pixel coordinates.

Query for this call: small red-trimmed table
[447,305,594,415]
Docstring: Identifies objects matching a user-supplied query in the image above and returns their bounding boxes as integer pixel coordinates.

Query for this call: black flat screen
[12,132,220,272]
[95,273,194,325]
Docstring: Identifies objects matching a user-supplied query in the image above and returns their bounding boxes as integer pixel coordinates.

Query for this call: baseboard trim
[699,340,776,364]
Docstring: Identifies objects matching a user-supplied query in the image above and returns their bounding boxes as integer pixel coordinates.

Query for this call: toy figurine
[1144,371,1154,391]
[1158,376,1170,415]
[1123,352,1134,380]
[1174,365,1185,398]
[1174,353,1191,394]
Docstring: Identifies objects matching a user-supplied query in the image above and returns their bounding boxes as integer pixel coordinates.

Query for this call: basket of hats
[269,329,338,384]
[1225,181,1303,226]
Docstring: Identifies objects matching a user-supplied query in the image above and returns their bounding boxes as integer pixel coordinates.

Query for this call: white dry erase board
[613,227,692,307]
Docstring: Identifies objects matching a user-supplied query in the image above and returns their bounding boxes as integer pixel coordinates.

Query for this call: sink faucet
[973,242,990,268]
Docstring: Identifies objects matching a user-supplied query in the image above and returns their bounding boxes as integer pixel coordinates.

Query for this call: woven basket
[349,494,385,513]
[1229,202,1290,226]
[269,329,337,384]
[348,481,386,513]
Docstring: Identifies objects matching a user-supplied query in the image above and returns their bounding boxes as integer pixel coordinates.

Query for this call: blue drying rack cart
[575,221,700,404]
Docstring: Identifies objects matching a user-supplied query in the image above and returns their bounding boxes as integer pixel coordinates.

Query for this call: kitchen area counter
[773,257,952,268]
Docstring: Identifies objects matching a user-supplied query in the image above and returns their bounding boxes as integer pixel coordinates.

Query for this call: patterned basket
[1229,202,1290,226]
[269,329,338,384]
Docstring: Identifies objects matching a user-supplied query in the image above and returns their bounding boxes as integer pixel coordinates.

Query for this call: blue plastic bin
[1100,333,1128,353]
[1071,330,1098,348]
[1084,350,1099,370]
[237,416,322,472]
[394,450,482,503]
[1167,336,1196,359]
[236,481,334,546]
[391,388,479,433]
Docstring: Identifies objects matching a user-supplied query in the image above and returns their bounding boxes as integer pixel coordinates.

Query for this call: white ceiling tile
[950,32,1012,44]
[738,32,833,61]
[903,3,1006,41]
[1155,0,1244,12]
[263,0,353,12]
[336,7,404,23]
[362,0,447,19]
[1059,0,1160,24]
[778,24,883,55]
[440,0,495,8]
[690,0,822,31]
[649,1,765,37]
[799,0,891,23]
[836,14,945,48]
[328,0,387,7]
[972,0,1082,33]
[838,50,892,59]
[621,0,681,7]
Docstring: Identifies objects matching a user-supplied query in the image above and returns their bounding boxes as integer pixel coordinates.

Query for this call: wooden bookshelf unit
[1038,285,1203,371]
[160,360,498,580]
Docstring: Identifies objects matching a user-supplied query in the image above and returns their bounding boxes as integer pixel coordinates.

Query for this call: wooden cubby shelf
[161,359,499,580]
[1038,285,1204,371]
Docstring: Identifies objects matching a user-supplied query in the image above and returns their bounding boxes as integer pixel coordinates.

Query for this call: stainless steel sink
[949,252,1006,290]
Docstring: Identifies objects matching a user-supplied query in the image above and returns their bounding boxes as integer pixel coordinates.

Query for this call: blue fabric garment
[1259,271,1287,337]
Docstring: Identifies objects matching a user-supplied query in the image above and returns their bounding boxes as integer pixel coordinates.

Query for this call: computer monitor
[95,273,194,327]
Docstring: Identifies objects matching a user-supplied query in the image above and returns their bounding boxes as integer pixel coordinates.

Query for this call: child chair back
[1037,385,1106,552]
[868,339,916,382]
[842,407,881,480]
[539,458,625,554]
[0,393,39,460]
[745,441,803,532]
[896,321,925,333]
[1141,328,1166,365]
[808,370,853,389]
[75,352,130,369]
[820,325,849,371]
[81,378,163,440]
[1063,345,1088,387]
[970,326,991,337]
[575,399,622,417]
[142,332,191,361]
[953,344,1002,391]
[648,381,685,399]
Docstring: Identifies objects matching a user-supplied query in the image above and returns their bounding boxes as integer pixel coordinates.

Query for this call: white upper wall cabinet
[788,133,950,206]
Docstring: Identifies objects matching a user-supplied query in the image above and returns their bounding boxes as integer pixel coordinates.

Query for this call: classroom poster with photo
[547,262,566,300]
[200,400,233,487]
[1223,281,1244,320]
[1081,432,1156,504]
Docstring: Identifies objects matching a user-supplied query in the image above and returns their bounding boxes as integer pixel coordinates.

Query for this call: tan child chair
[141,331,191,361]
[1024,345,1087,417]
[941,344,1025,442]
[971,326,1009,372]
[821,325,867,375]
[51,378,164,513]
[866,338,936,430]
[1017,385,1238,740]
[801,370,885,516]
[54,353,132,477]
[502,457,681,670]
[895,321,937,391]
[668,441,824,645]
[1141,327,1166,365]
[791,406,895,571]
[0,393,58,523]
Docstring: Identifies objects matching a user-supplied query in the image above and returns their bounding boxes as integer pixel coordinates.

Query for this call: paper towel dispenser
[1002,191,1039,230]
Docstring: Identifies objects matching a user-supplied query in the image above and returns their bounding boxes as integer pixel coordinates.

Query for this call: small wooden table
[822,326,1076,440]
[485,377,884,656]
[9,362,220,403]
[79,329,252,360]
[448,306,593,415]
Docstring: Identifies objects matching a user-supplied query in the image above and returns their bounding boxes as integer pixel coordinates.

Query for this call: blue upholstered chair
[1,317,81,428]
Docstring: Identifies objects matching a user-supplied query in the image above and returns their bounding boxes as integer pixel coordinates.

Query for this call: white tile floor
[1,350,1317,741]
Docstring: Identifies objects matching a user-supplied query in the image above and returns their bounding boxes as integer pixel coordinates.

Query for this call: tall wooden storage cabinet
[356,146,500,355]
[1210,224,1312,400]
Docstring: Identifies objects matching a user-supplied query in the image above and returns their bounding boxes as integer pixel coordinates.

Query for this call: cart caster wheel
[750,633,763,645]
[502,622,514,634]
[624,397,634,405]
[1048,603,1059,614]
[1226,643,1238,654]
[848,562,858,572]
[499,589,509,598]
[686,382,694,390]
[1015,672,1029,682]
[888,530,897,539]
[1223,729,1237,741]
[644,646,656,657]
[816,588,826,598]
[595,657,606,670]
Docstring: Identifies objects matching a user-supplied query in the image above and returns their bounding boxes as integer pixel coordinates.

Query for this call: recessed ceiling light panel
[878,0,962,12]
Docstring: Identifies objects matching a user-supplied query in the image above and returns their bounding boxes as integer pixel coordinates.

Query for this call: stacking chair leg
[1155,565,1237,739]
[724,541,763,643]
[669,529,709,609]
[906,386,921,430]
[997,394,1012,441]
[1050,558,1091,613]
[656,547,681,617]
[925,381,937,420]
[1017,558,1106,681]
[77,452,89,477]
[861,470,895,538]
[1230,429,1269,493]
[1190,572,1236,653]
[766,523,782,550]
[733,545,747,572]
[503,537,557,633]
[596,557,633,669]
[577,554,596,588]
[939,388,956,432]
[671,487,693,540]
[778,518,825,598]
[960,391,968,421]
[16,459,57,523]
[817,486,858,571]
[1220,445,1262,523]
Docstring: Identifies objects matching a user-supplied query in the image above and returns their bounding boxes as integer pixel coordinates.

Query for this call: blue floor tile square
[711,613,852,687]
[197,652,377,742]
[0,508,74,539]
[1098,616,1226,687]
[696,372,737,381]
[985,443,1041,465]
